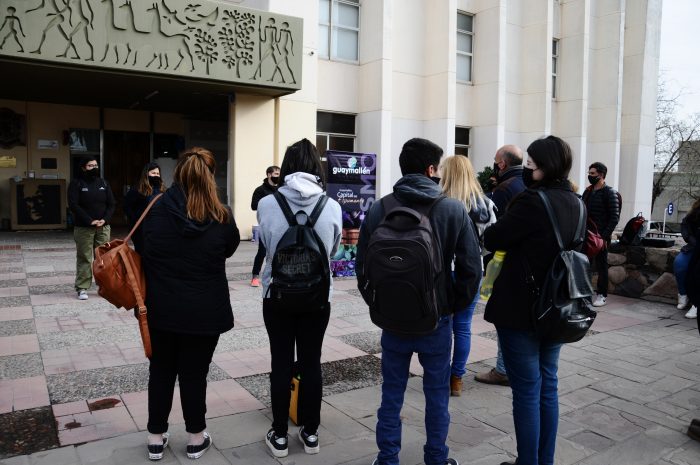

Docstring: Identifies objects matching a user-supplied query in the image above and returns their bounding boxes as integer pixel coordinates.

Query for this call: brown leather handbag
[92,194,163,358]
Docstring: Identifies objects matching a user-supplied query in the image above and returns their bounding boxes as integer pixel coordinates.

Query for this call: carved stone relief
[0,0,302,89]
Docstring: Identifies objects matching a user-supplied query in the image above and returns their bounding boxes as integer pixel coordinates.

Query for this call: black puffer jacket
[681,211,700,254]
[251,180,277,211]
[582,185,620,240]
[484,181,584,331]
[142,185,240,335]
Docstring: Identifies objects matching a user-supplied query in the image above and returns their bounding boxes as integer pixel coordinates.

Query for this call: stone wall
[595,242,683,304]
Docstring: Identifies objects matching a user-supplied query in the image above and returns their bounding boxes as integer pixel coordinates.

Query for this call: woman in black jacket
[484,136,582,465]
[141,148,240,461]
[123,162,164,254]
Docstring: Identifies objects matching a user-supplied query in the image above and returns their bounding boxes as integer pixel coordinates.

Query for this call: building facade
[0,0,662,237]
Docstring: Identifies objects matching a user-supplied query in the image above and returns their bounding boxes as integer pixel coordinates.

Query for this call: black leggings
[147,329,219,434]
[252,242,266,276]
[594,248,609,296]
[263,300,331,435]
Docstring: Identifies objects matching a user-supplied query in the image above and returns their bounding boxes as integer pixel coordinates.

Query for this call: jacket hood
[393,174,442,204]
[162,184,216,237]
[278,172,324,207]
[470,195,491,223]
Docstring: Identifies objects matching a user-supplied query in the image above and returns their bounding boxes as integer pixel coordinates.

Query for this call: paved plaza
[0,231,699,464]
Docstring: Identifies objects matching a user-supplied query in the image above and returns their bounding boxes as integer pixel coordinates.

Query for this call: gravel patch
[38,325,142,350]
[0,279,27,289]
[338,330,382,354]
[25,271,75,278]
[236,355,385,407]
[0,267,24,274]
[0,407,59,459]
[479,330,498,342]
[46,362,230,403]
[0,319,35,337]
[0,353,44,380]
[226,272,252,281]
[32,300,113,318]
[215,327,272,353]
[0,296,32,308]
[344,289,363,299]
[29,284,75,295]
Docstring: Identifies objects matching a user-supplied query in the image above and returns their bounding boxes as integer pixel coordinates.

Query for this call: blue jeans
[451,284,480,378]
[497,327,563,465]
[376,316,452,465]
[495,340,507,375]
[675,250,693,295]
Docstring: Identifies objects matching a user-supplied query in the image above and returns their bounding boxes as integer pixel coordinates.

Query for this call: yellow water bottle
[480,251,506,300]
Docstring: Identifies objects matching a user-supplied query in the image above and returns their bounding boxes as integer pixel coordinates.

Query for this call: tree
[653,78,700,211]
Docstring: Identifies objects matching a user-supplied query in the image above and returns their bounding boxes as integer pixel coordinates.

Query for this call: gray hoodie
[257,172,343,301]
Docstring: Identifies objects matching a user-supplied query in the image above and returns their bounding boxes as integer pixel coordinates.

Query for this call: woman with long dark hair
[67,156,115,301]
[483,136,583,465]
[141,148,240,461]
[124,162,164,254]
[257,139,342,458]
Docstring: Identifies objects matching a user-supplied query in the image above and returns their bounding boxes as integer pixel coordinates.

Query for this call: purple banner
[326,151,377,277]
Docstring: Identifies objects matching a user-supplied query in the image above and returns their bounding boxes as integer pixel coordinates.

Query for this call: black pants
[252,242,266,276]
[594,247,609,296]
[263,299,331,436]
[147,329,219,434]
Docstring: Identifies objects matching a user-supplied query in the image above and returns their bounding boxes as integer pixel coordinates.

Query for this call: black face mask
[522,168,536,188]
[493,163,501,179]
[270,176,280,185]
[430,176,441,185]
[85,168,99,177]
[148,176,162,187]
[588,175,600,186]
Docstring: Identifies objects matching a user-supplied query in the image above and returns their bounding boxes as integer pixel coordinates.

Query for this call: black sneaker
[186,432,211,460]
[147,433,169,461]
[266,428,288,458]
[298,426,320,454]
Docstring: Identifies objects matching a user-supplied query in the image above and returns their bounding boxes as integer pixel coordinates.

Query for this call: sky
[659,0,700,118]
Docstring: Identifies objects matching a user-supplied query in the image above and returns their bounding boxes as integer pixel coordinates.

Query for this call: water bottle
[480,251,506,300]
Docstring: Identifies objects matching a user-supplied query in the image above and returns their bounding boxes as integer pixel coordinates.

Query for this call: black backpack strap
[573,199,586,247]
[307,195,329,227]
[273,191,297,226]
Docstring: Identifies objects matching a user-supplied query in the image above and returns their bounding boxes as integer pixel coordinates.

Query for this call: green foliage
[477,166,495,193]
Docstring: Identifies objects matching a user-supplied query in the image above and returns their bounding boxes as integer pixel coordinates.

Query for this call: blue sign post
[663,202,674,233]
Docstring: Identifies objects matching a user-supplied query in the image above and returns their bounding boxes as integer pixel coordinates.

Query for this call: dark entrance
[103,131,150,226]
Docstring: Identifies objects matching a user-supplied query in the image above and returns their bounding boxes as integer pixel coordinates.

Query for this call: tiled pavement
[0,231,699,464]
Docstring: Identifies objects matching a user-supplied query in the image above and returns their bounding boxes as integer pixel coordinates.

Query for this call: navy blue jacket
[491,166,526,218]
[356,174,482,315]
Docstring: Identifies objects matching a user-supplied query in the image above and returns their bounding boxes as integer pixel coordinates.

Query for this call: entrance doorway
[103,131,150,226]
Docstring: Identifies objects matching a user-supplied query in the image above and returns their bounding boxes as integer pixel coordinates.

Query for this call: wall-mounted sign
[37,139,59,150]
[0,0,302,92]
[0,155,17,168]
[0,108,26,149]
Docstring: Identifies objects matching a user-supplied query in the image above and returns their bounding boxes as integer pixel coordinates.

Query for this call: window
[552,39,559,99]
[319,0,360,62]
[455,127,470,156]
[457,12,474,83]
[316,111,356,159]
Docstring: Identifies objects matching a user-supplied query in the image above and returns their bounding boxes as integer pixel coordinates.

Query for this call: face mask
[493,163,501,179]
[588,175,600,186]
[86,168,99,177]
[430,176,441,185]
[522,168,535,188]
[148,176,162,187]
[270,176,280,185]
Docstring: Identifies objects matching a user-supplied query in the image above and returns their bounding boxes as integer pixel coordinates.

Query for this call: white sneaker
[678,294,689,310]
[685,306,697,319]
[77,290,88,300]
[592,295,607,307]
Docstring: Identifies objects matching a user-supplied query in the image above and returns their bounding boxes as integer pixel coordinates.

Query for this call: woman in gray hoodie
[257,139,342,458]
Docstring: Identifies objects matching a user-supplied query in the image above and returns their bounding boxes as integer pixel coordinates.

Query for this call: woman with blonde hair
[440,155,496,396]
[141,148,240,461]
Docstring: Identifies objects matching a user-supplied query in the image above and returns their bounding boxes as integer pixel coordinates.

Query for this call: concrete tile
[0,334,40,356]
[564,404,650,442]
[0,307,33,322]
[575,433,675,465]
[203,410,275,450]
[27,446,79,465]
[222,443,280,465]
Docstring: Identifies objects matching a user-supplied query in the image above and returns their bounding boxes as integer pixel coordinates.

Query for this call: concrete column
[619,0,662,219]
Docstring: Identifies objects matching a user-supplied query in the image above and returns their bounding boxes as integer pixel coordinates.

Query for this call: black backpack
[360,194,446,335]
[267,192,330,313]
[619,212,648,245]
[530,191,597,343]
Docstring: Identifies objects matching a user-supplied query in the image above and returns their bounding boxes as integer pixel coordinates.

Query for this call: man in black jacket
[250,166,279,287]
[491,144,525,218]
[582,162,620,307]
[356,138,481,465]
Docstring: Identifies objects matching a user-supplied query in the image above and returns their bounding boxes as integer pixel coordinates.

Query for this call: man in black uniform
[250,165,280,287]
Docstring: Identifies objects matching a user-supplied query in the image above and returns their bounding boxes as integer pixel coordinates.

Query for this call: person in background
[439,155,496,396]
[484,136,582,465]
[124,162,164,254]
[67,156,115,301]
[582,162,620,307]
[250,165,280,287]
[258,140,341,458]
[475,144,525,387]
[675,199,700,319]
[141,148,240,461]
